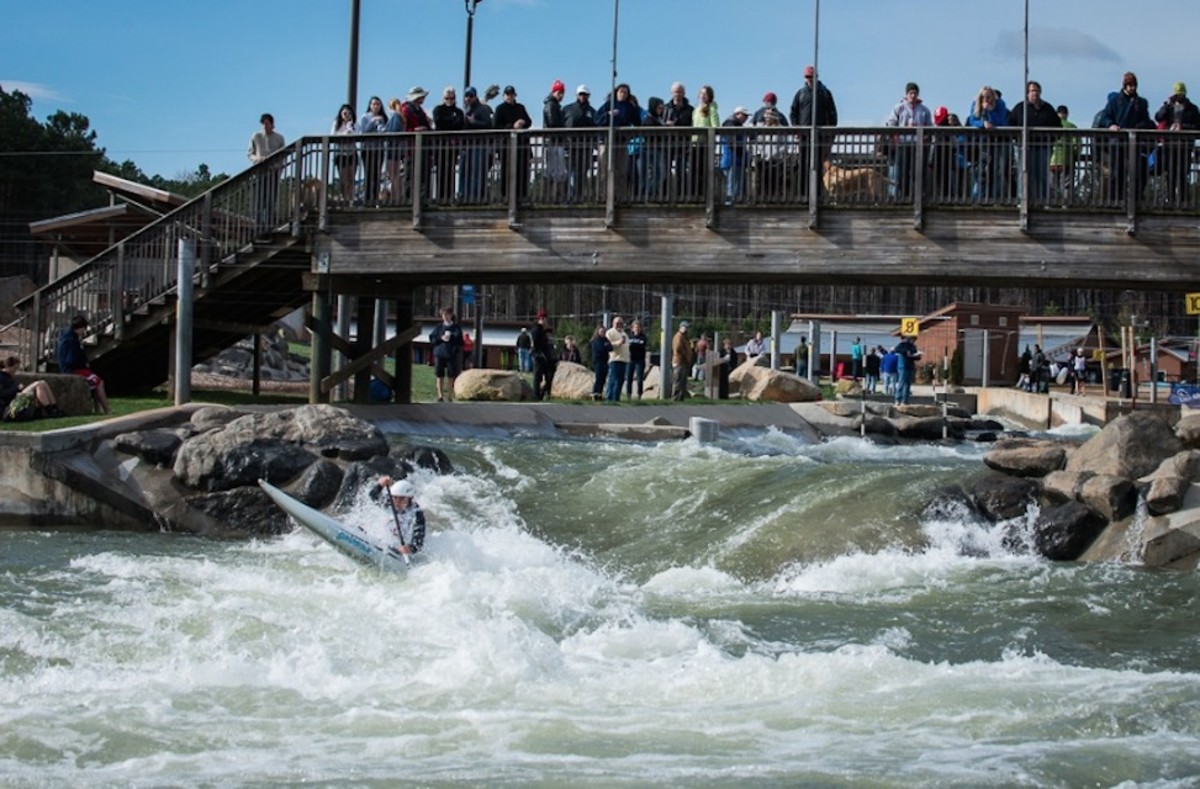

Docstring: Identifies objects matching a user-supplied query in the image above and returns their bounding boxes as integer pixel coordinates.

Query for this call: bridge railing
[303,126,1200,218]
[16,142,309,371]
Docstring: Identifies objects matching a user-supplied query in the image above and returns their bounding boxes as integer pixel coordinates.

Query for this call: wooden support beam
[313,323,419,395]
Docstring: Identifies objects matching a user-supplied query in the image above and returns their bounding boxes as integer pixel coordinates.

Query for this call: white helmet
[389,480,416,498]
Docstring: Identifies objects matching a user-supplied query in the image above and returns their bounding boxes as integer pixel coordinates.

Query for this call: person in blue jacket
[1095,72,1154,203]
[57,314,110,414]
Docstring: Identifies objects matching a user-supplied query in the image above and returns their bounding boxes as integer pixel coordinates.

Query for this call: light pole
[464,0,482,91]
[464,0,483,366]
[347,0,360,112]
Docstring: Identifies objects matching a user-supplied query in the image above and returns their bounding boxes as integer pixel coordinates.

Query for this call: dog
[822,161,889,202]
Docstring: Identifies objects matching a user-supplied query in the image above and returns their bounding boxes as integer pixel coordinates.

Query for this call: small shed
[913,303,1026,385]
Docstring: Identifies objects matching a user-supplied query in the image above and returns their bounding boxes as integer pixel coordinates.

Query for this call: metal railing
[18,126,1200,371]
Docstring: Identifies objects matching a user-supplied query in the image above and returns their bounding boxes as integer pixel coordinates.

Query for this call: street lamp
[464,0,483,91]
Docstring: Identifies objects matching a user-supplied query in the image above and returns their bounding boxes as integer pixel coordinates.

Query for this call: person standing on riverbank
[605,317,629,402]
[893,335,920,405]
[430,307,463,402]
[531,310,557,400]
[625,320,648,399]
[672,322,693,401]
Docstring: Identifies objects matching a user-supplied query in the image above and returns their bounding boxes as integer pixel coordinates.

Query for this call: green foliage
[949,346,964,385]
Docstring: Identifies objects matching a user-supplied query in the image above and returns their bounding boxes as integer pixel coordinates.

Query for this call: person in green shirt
[1049,105,1078,205]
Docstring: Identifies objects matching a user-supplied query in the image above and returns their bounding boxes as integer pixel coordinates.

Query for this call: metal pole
[174,237,195,406]
[660,295,673,401]
[604,0,619,227]
[829,329,838,382]
[347,0,360,112]
[807,0,821,227]
[981,328,991,389]
[1019,0,1030,229]
[770,310,781,370]
[1150,335,1158,404]
[463,0,477,91]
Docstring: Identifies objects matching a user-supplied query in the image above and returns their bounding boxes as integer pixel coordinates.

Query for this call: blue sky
[3,0,1196,181]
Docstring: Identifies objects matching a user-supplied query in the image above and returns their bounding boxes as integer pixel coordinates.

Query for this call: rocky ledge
[932,410,1200,570]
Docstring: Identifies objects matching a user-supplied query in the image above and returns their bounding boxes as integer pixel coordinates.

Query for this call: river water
[2,426,1199,787]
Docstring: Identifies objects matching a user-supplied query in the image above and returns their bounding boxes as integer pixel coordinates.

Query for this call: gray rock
[1078,474,1137,522]
[1140,450,1200,483]
[190,405,248,433]
[113,428,185,467]
[175,437,317,492]
[1145,476,1191,516]
[892,415,960,441]
[1175,413,1200,449]
[392,445,455,475]
[186,487,291,536]
[1033,502,1107,560]
[970,475,1037,521]
[1040,470,1094,505]
[293,460,344,509]
[983,439,1067,478]
[850,414,897,436]
[1066,411,1182,480]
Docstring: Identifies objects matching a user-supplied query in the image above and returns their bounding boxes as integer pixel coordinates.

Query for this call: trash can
[1119,370,1132,398]
[1109,369,1125,393]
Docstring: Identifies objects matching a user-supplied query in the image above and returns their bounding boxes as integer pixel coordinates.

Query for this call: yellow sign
[1092,349,1104,362]
[900,317,920,338]
[1187,293,1200,315]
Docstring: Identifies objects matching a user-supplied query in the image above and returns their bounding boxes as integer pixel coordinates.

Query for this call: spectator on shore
[864,345,881,393]
[56,315,110,414]
[717,338,738,399]
[625,320,648,399]
[850,336,865,379]
[893,335,920,405]
[880,345,899,397]
[560,334,582,365]
[516,327,533,373]
[796,336,810,378]
[1,356,63,421]
[429,307,463,402]
[672,322,694,401]
[745,330,766,360]
[605,316,629,402]
[532,310,556,400]
[589,325,611,401]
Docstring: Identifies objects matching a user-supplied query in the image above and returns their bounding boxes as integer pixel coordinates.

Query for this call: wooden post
[355,296,375,403]
[310,288,331,405]
[394,292,414,404]
[412,133,424,230]
[252,332,262,397]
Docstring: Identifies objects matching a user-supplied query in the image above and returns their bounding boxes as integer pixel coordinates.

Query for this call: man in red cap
[544,79,566,129]
[753,91,787,126]
[789,65,838,199]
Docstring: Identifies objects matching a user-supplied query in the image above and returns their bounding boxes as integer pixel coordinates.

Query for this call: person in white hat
[378,475,426,555]
[561,85,597,201]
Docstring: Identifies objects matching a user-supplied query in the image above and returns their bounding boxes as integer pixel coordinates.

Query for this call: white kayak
[258,479,411,573]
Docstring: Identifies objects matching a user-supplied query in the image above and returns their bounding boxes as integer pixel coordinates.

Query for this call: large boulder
[1066,411,1182,480]
[1040,470,1094,505]
[292,459,344,509]
[1033,502,1107,560]
[983,439,1067,478]
[732,363,821,403]
[550,361,595,400]
[454,369,533,401]
[1145,475,1192,516]
[969,475,1038,521]
[1078,474,1137,522]
[173,405,388,491]
[185,486,291,536]
[113,428,186,467]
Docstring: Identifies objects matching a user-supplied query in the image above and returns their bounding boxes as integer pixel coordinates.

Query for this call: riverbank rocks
[978,411,1200,566]
[454,369,533,402]
[730,362,820,403]
[191,332,309,382]
[550,362,594,400]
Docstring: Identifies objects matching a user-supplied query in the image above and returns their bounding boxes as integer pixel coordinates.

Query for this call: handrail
[17,126,1199,371]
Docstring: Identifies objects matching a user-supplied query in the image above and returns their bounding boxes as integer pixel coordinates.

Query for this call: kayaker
[378,476,426,555]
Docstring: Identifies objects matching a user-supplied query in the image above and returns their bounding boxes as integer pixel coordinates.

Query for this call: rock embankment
[90,404,451,536]
[969,410,1200,569]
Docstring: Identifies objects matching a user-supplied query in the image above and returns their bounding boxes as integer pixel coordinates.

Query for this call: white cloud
[0,80,68,102]
[994,27,1121,62]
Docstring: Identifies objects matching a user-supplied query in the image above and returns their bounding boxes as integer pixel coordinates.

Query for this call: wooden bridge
[16,125,1200,400]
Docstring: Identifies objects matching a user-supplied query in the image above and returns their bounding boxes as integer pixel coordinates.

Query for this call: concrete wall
[976,387,1181,430]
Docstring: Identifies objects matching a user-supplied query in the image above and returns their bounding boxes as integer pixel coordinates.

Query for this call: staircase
[16,143,322,395]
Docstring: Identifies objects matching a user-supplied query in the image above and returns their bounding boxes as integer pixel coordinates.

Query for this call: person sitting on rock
[0,355,65,422]
[56,314,110,414]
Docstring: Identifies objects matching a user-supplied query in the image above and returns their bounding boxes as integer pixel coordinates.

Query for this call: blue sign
[461,284,475,305]
[1168,383,1200,407]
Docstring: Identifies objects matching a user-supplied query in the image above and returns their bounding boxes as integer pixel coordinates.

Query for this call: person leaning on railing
[1153,82,1200,207]
[1049,105,1079,205]
[247,113,285,233]
[1007,80,1063,205]
[1094,72,1154,204]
